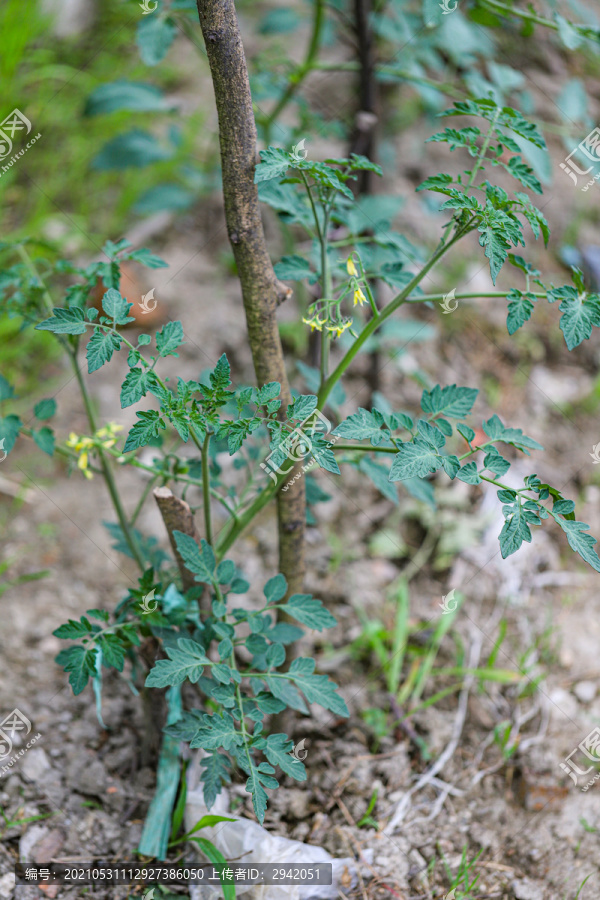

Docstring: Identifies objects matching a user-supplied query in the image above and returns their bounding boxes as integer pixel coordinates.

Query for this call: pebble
[574,681,597,704]
[21,748,51,783]
[511,878,544,900]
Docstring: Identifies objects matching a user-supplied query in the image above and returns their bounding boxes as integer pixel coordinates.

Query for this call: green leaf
[264,733,307,781]
[34,399,56,421]
[506,289,535,335]
[188,711,244,753]
[456,461,481,484]
[188,837,236,900]
[86,328,122,373]
[287,657,349,716]
[264,573,288,604]
[126,248,169,269]
[274,255,313,281]
[482,414,543,452]
[199,753,232,810]
[499,504,532,558]
[102,288,132,323]
[478,216,511,285]
[389,440,442,481]
[358,457,398,504]
[557,289,600,351]
[216,559,236,584]
[553,517,600,572]
[120,368,152,408]
[97,633,126,671]
[58,645,98,695]
[554,13,584,50]
[174,532,215,583]
[156,320,185,356]
[53,617,93,639]
[134,183,196,214]
[145,638,210,687]
[0,415,22,455]
[245,765,271,824]
[254,147,290,183]
[123,409,165,452]
[32,427,55,456]
[36,307,87,335]
[92,129,174,170]
[281,594,337,632]
[265,675,308,714]
[505,156,542,194]
[334,407,387,444]
[84,80,171,115]
[483,447,511,476]
[265,643,286,668]
[136,15,177,65]
[0,375,15,401]
[287,394,318,421]
[421,384,478,418]
[440,454,460,479]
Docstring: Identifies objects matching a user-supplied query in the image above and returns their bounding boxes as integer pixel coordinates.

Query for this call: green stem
[465,107,500,192]
[317,228,468,409]
[478,0,569,32]
[202,433,213,546]
[260,0,325,141]
[71,353,146,571]
[418,291,547,303]
[320,208,331,386]
[130,475,158,528]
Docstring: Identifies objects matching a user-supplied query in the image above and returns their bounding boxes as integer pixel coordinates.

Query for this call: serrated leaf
[254,147,290,183]
[200,753,232,810]
[506,289,535,335]
[36,307,87,335]
[156,320,184,357]
[86,328,121,373]
[389,439,442,481]
[120,367,152,408]
[265,643,286,668]
[265,674,308,714]
[174,531,215,583]
[334,407,387,444]
[123,409,165,452]
[102,288,132,323]
[456,461,481,484]
[97,633,126,671]
[287,657,349,716]
[274,255,313,281]
[558,290,600,351]
[84,80,171,116]
[553,517,600,572]
[145,638,210,687]
[421,385,478,418]
[264,733,307,781]
[483,414,543,452]
[505,156,542,194]
[499,504,532,558]
[53,618,93,639]
[281,594,337,632]
[59,645,98,695]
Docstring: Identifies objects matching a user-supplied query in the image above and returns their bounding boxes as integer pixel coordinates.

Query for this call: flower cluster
[66,423,123,479]
[301,253,370,339]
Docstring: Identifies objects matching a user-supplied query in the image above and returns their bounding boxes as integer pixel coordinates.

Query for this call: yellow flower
[353,287,367,306]
[346,257,358,277]
[326,319,352,338]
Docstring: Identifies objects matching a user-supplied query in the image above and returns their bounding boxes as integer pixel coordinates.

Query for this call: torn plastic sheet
[184,751,371,899]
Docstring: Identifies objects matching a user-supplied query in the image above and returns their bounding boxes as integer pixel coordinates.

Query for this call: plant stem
[320,208,331,387]
[260,0,325,142]
[202,433,213,546]
[71,352,146,571]
[317,229,468,409]
[465,107,500,192]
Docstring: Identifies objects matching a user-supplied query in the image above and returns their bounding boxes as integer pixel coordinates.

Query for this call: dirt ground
[2,16,600,900]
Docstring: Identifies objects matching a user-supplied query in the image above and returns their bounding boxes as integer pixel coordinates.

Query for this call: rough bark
[196,0,305,595]
[153,486,202,593]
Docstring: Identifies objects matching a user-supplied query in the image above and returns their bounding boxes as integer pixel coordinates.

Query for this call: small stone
[21,748,51,783]
[0,872,15,899]
[33,827,64,863]
[574,681,597,703]
[511,877,544,900]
